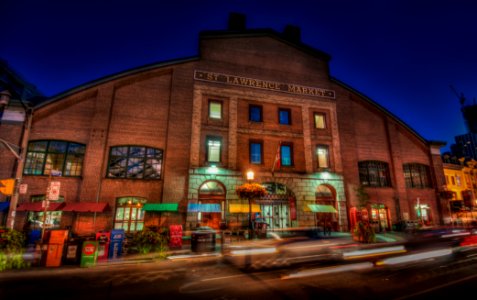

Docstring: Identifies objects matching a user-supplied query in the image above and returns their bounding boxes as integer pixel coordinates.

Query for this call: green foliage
[355,185,370,208]
[131,227,169,257]
[0,228,30,271]
[352,221,376,244]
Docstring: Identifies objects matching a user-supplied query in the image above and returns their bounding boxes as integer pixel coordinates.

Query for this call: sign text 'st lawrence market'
[194,70,335,99]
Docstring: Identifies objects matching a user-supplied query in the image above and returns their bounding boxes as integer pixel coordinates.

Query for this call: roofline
[199,28,332,62]
[35,56,199,109]
[331,76,430,145]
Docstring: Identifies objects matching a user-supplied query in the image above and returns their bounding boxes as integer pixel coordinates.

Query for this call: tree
[352,186,375,243]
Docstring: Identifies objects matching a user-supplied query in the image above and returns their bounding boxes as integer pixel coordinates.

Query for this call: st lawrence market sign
[194,70,335,99]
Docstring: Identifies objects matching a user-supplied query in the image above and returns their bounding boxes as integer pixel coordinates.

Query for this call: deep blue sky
[2,0,477,153]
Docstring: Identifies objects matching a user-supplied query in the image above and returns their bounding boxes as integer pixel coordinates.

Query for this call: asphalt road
[1,249,477,300]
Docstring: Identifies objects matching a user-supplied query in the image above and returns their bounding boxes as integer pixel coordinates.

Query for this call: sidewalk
[3,230,409,275]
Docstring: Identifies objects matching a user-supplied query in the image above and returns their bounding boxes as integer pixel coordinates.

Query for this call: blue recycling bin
[108,229,125,259]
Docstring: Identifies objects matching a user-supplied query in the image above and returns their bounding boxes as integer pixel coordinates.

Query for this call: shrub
[352,221,376,244]
[0,228,30,271]
[131,228,169,257]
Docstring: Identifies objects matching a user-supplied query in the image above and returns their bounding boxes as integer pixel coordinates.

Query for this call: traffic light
[0,178,15,195]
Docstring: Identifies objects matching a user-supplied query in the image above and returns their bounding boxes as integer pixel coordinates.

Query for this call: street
[1,246,477,300]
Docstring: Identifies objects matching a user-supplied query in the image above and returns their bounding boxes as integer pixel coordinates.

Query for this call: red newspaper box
[169,224,183,248]
[96,231,111,262]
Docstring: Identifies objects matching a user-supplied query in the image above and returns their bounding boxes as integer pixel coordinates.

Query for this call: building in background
[1,14,448,236]
[442,158,477,225]
[0,60,44,225]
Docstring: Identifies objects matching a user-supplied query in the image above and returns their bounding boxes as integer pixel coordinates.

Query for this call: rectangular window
[316,145,329,168]
[404,163,432,188]
[456,175,461,186]
[207,137,221,163]
[358,161,391,187]
[249,105,263,122]
[250,141,262,164]
[209,101,222,119]
[278,108,291,125]
[280,144,293,166]
[314,113,326,129]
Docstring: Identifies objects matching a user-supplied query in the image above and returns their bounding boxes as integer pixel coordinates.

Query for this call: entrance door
[198,181,226,230]
[259,182,294,230]
[315,185,337,231]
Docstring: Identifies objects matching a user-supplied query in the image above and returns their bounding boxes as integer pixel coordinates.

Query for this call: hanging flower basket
[236,183,267,200]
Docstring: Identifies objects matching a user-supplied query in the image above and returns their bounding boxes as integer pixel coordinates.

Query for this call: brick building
[1,15,448,236]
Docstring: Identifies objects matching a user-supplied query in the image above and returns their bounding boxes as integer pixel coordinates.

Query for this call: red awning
[16,202,65,212]
[62,202,109,213]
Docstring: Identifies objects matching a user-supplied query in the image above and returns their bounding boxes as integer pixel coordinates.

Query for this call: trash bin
[191,227,216,253]
[108,229,125,259]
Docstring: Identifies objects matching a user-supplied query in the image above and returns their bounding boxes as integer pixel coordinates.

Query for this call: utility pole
[5,105,33,230]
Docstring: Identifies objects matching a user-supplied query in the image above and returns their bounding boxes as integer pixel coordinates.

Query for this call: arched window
[358,161,391,187]
[24,140,86,176]
[403,163,432,188]
[107,146,163,179]
[114,197,146,233]
[199,181,225,197]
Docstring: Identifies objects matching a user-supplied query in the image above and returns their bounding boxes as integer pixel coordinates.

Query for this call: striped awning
[143,203,179,212]
[187,203,221,213]
[229,203,261,213]
[307,204,337,213]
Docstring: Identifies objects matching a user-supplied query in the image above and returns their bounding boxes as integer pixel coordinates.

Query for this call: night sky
[2,0,477,153]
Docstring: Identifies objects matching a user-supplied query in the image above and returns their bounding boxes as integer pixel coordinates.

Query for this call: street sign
[51,170,62,176]
[19,183,28,194]
[49,181,61,201]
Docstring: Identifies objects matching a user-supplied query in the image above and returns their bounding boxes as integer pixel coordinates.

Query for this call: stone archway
[315,184,338,231]
[198,180,226,229]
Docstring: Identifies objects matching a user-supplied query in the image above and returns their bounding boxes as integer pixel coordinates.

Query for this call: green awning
[143,203,179,212]
[307,204,337,213]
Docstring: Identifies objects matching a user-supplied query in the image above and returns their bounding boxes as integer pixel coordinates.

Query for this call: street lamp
[246,170,254,239]
[246,170,254,182]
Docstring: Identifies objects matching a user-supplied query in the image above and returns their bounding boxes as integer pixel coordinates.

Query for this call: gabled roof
[331,76,433,145]
[199,28,332,62]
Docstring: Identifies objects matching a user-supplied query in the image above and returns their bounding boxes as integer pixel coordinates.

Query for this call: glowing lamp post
[236,171,266,240]
[246,171,254,239]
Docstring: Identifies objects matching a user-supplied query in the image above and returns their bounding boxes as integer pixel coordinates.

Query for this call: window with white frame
[316,145,329,168]
[209,101,222,119]
[207,136,221,163]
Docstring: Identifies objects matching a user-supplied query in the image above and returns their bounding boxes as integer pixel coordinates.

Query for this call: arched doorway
[258,182,296,230]
[315,184,338,231]
[198,180,226,229]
